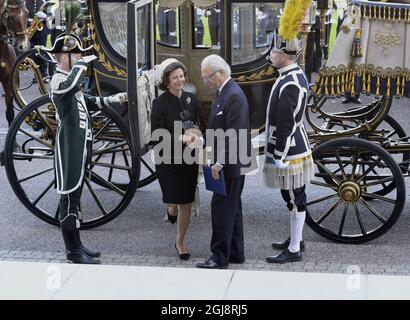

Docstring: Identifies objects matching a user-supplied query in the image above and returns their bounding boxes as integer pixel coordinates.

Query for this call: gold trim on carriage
[314,0,410,98]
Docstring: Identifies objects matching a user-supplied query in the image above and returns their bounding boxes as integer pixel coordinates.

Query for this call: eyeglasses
[201,70,220,81]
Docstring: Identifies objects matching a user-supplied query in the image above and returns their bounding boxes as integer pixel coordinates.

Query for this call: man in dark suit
[195,55,251,269]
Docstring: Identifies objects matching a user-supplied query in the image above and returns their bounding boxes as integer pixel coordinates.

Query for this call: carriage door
[127,0,155,154]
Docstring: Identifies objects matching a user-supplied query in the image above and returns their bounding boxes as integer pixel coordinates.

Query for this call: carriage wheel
[10,48,55,109]
[138,150,157,187]
[4,95,139,229]
[91,145,156,191]
[314,115,410,197]
[369,115,410,195]
[108,105,157,189]
[305,137,405,243]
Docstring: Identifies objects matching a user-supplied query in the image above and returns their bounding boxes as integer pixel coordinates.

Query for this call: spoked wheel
[10,48,56,109]
[314,115,410,197]
[138,149,157,187]
[4,95,139,229]
[370,115,410,195]
[101,105,156,189]
[306,137,405,243]
[91,144,156,191]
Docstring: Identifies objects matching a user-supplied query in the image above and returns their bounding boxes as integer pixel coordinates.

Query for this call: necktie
[212,90,220,108]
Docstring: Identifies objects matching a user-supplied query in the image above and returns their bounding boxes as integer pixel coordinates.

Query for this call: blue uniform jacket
[265,63,311,161]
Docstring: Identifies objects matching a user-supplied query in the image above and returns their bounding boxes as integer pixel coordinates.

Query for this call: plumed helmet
[272,32,301,56]
[272,0,312,56]
[48,0,92,54]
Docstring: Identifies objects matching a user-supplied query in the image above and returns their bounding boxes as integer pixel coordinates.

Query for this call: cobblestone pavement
[1,249,410,276]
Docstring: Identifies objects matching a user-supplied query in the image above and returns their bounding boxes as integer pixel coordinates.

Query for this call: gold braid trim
[314,64,410,98]
[90,17,127,78]
[359,3,410,23]
[234,66,276,82]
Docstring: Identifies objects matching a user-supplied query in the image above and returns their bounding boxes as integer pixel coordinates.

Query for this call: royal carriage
[8,0,404,247]
[4,0,310,228]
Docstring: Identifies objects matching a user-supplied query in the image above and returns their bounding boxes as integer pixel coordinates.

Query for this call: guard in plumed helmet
[49,1,127,264]
[264,0,315,264]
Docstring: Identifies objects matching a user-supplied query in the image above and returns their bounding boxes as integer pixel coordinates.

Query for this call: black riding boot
[76,210,101,258]
[61,215,101,264]
[81,243,101,258]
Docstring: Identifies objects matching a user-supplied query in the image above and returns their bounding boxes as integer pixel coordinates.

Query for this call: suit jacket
[207,79,251,178]
[150,90,200,164]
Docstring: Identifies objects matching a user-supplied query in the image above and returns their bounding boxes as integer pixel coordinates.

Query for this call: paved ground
[2,72,410,277]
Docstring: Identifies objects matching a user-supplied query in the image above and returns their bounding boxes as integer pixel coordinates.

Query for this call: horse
[0,0,29,126]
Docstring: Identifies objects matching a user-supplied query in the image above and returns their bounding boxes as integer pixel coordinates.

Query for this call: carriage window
[156,5,180,47]
[98,3,128,58]
[231,3,281,65]
[193,1,221,49]
[255,5,278,48]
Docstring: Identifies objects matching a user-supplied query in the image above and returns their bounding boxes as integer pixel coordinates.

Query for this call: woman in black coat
[150,61,201,260]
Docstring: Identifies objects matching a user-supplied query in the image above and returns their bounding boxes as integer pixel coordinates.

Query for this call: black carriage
[4,0,308,228]
[9,0,399,248]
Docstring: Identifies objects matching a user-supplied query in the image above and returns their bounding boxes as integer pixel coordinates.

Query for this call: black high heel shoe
[167,208,177,224]
[175,243,190,260]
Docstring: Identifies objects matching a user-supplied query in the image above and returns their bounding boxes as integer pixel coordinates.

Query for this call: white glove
[108,92,127,104]
[35,11,47,20]
[274,159,289,169]
[81,55,98,64]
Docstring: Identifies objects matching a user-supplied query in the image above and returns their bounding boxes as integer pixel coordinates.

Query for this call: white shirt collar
[278,63,298,75]
[218,77,231,94]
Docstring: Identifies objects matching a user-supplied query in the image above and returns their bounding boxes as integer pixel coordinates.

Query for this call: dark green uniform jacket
[50,61,109,194]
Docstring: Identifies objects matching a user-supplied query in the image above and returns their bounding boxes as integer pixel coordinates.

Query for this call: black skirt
[156,163,199,204]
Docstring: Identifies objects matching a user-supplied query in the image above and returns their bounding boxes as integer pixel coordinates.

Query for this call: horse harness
[0,0,27,43]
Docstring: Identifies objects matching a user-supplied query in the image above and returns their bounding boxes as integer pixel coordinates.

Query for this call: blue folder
[203,165,227,196]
